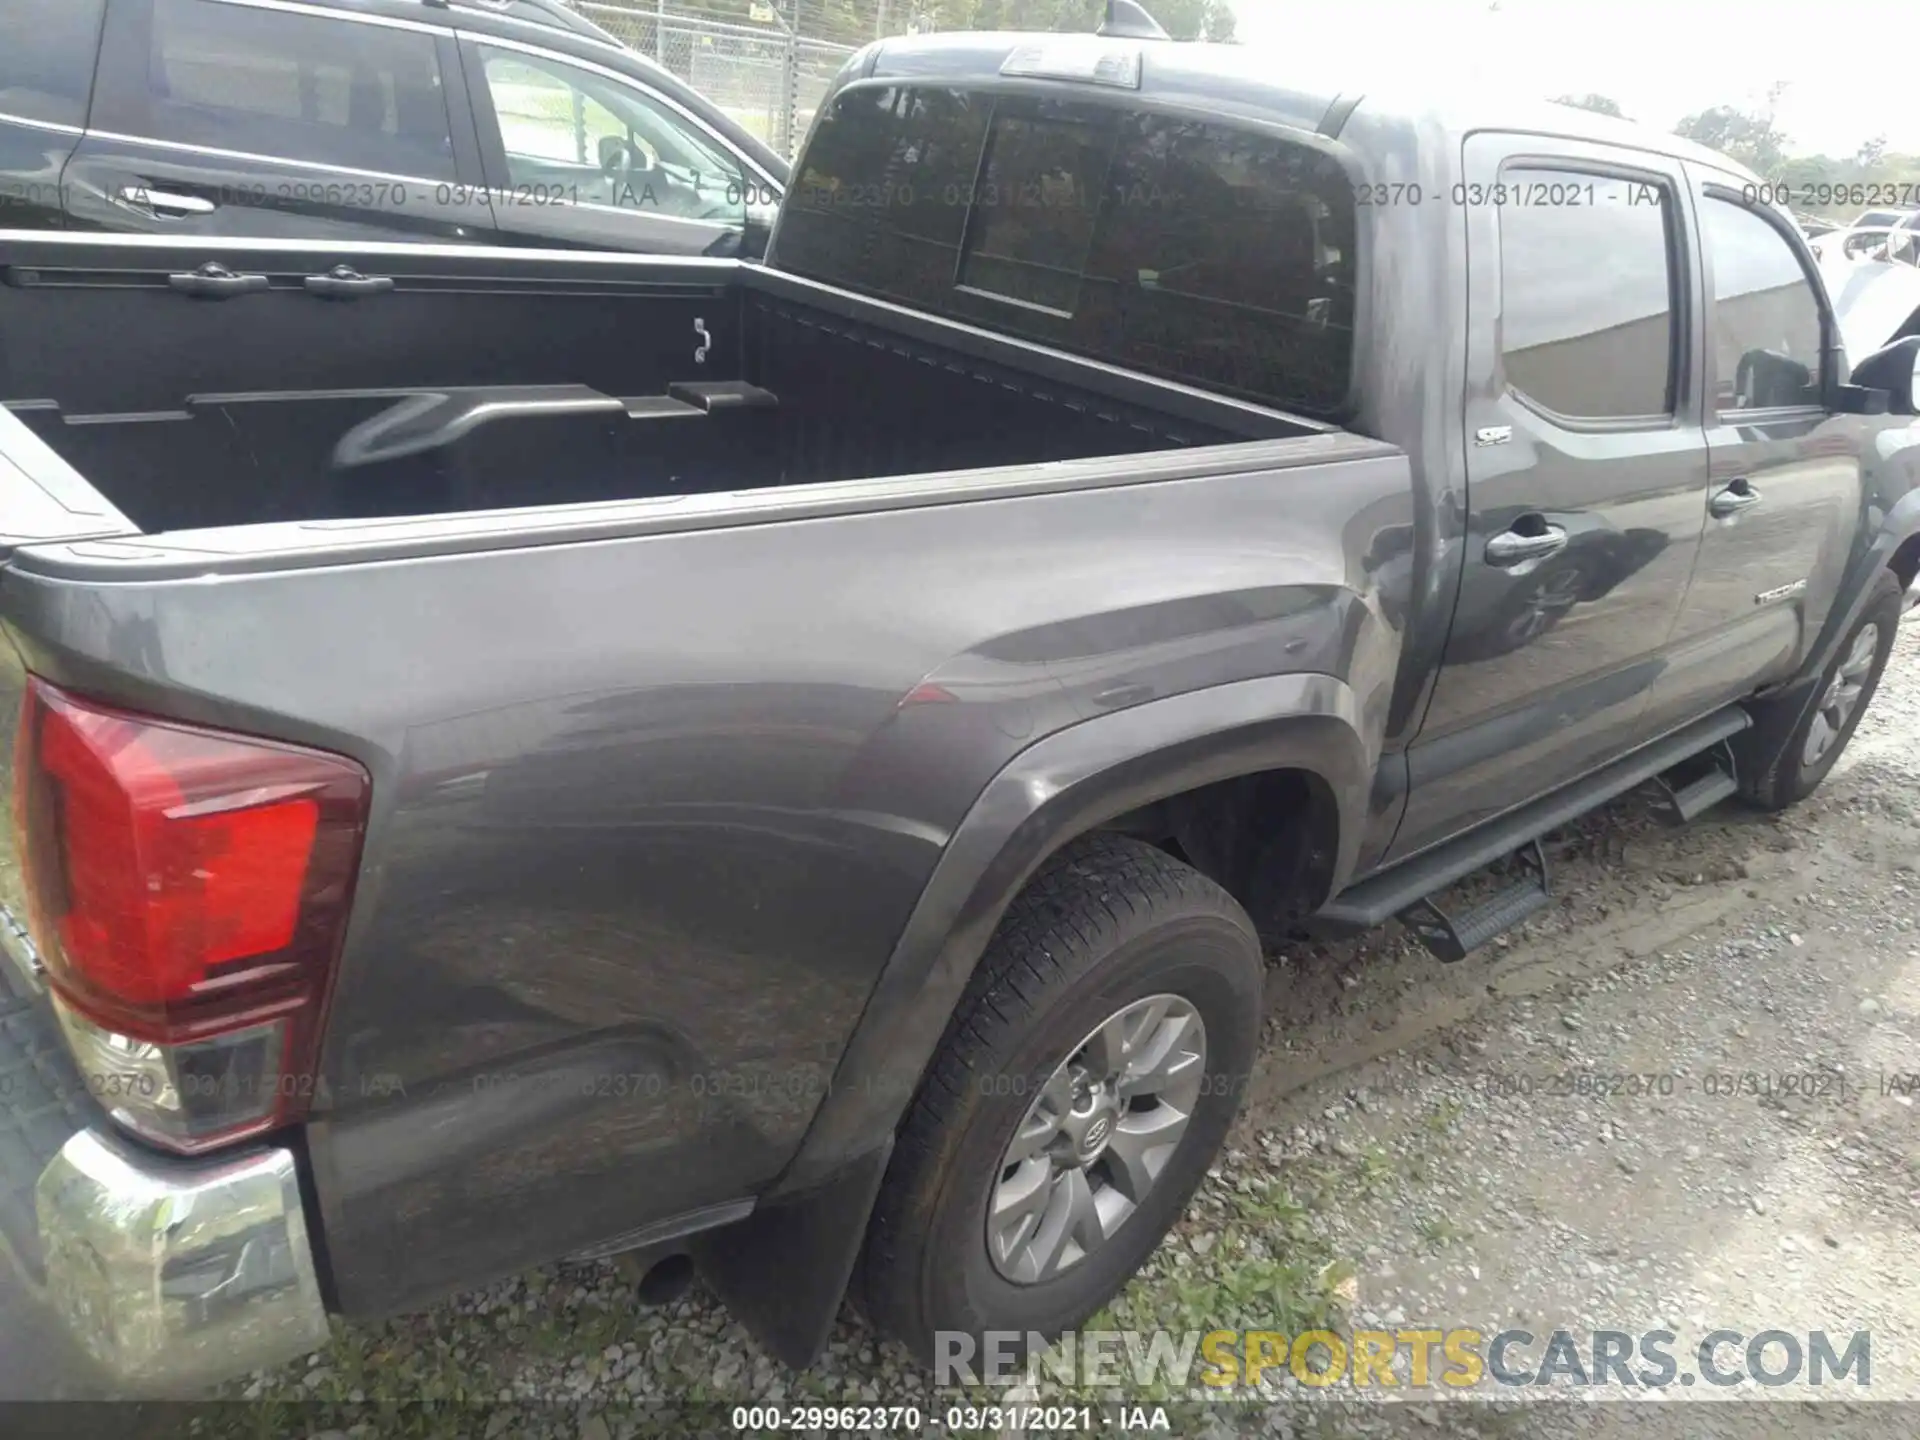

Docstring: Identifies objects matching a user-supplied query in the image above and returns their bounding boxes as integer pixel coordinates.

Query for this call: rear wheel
[1738,567,1901,811]
[858,834,1263,1364]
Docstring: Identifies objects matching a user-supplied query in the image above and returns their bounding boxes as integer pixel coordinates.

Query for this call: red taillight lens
[14,678,369,1153]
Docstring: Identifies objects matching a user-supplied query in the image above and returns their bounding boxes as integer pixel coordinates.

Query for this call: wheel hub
[986,994,1207,1285]
[1054,1079,1120,1166]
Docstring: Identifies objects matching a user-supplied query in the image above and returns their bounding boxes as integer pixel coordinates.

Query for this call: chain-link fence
[572,4,857,158]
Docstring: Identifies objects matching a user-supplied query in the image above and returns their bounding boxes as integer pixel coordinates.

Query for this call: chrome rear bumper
[35,1130,329,1393]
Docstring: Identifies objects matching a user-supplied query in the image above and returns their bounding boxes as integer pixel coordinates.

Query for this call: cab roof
[847,31,1757,185]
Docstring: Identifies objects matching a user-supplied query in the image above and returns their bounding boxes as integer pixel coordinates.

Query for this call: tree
[1552,93,1626,119]
[1183,0,1237,42]
[1857,134,1888,168]
[1674,103,1790,178]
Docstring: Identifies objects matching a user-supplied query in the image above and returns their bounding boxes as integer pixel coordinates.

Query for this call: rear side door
[1391,136,1709,860]
[1645,173,1869,731]
[63,0,492,243]
[459,33,774,257]
[0,0,108,228]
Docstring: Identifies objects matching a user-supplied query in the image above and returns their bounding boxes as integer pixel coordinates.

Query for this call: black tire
[857,834,1263,1366]
[1738,567,1902,811]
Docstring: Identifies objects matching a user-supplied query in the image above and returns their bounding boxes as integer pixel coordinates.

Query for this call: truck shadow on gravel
[1245,703,1920,1134]
[1247,789,1811,1119]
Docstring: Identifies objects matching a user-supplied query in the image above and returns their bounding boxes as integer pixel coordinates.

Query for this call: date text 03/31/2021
[729,1405,1171,1432]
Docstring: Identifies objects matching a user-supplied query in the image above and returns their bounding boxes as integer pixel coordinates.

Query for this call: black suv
[0,0,788,255]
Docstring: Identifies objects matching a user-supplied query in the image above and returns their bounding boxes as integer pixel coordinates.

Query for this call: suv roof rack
[421,0,617,44]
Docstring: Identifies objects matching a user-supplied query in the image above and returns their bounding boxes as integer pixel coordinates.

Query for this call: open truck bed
[0,237,1323,539]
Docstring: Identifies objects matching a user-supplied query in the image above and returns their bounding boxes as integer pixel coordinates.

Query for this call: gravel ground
[197,624,1920,1437]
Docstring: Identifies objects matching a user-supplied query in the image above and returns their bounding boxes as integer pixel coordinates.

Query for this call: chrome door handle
[115,184,216,219]
[1709,480,1762,518]
[1485,524,1569,567]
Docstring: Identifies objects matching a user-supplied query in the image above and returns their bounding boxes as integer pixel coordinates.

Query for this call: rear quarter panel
[0,436,1408,1315]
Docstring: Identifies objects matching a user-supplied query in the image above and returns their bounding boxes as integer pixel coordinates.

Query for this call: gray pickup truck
[3,20,1920,1396]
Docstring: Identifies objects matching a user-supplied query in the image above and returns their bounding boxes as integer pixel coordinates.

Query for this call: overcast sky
[1232,0,1915,159]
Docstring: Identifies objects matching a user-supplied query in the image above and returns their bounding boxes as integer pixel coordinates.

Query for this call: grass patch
[1353,1145,1397,1199]
[1063,1174,1349,1401]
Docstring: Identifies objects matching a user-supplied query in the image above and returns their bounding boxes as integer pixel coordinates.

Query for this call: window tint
[1701,197,1824,411]
[958,110,1111,314]
[1498,169,1676,419]
[0,0,105,129]
[775,85,989,301]
[1081,114,1355,412]
[475,46,745,225]
[134,0,453,178]
[776,87,1357,416]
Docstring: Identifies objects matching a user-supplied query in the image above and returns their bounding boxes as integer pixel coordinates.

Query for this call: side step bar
[1314,706,1752,941]
[1398,839,1551,963]
[1649,737,1739,826]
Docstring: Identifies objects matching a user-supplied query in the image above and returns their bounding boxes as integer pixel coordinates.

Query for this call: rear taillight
[14,678,369,1154]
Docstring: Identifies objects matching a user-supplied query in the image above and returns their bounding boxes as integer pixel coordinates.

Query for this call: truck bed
[0,238,1317,537]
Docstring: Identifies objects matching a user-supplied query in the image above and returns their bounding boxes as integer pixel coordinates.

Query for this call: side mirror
[1843,231,1884,261]
[1851,334,1920,416]
[1734,349,1815,409]
[597,134,658,179]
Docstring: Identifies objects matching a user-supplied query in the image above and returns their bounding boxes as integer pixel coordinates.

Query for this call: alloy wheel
[1803,623,1881,768]
[986,994,1207,1285]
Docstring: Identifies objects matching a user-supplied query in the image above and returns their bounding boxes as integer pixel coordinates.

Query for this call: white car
[1823,249,1920,377]
[1811,211,1920,267]
[1853,207,1918,231]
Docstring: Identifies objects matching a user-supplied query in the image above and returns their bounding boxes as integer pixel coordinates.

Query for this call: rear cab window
[773,84,1358,418]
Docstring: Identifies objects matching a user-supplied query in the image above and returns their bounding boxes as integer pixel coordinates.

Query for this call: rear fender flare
[775,672,1369,1194]
[1752,486,1920,762]
[1798,487,1920,687]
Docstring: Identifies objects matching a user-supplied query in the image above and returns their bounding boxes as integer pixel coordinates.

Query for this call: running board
[1649,738,1739,825]
[1398,839,1551,963]
[1314,706,1753,937]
